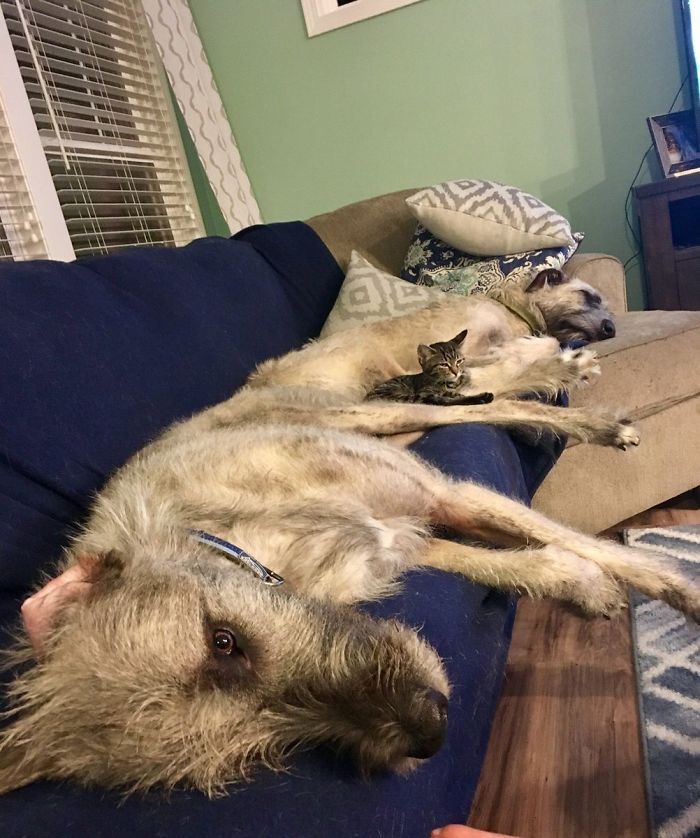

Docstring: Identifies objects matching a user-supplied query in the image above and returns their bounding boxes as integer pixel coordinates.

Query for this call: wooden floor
[467,493,700,838]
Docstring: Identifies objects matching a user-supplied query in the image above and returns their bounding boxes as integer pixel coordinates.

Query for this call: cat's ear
[451,329,468,346]
[417,344,433,367]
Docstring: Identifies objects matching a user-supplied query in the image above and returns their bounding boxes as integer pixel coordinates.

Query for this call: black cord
[623,74,689,265]
[623,251,640,270]
[624,142,653,253]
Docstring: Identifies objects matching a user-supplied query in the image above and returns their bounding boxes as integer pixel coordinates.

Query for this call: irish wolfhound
[1,269,697,797]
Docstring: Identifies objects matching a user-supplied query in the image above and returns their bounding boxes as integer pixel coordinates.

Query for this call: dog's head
[525,268,616,343]
[0,536,448,796]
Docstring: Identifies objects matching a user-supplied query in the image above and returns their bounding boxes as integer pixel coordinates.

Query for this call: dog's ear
[81,550,124,586]
[451,329,469,347]
[21,552,124,656]
[526,268,566,292]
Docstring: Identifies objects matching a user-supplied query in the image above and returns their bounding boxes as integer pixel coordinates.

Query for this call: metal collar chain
[190,530,285,587]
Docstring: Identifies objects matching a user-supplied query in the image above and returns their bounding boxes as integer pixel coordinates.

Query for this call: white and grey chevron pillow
[406,179,577,256]
[320,251,444,338]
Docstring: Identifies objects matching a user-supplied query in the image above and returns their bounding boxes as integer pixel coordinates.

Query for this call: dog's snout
[600,319,615,339]
[404,687,448,760]
[424,687,449,719]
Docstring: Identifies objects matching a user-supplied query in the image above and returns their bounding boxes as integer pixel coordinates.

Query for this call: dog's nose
[404,687,448,759]
[600,319,616,339]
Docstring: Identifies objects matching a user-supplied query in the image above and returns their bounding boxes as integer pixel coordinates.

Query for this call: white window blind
[0,0,204,259]
[0,92,47,261]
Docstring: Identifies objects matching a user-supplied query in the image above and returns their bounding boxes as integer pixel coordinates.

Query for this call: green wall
[172,90,230,238]
[188,0,688,309]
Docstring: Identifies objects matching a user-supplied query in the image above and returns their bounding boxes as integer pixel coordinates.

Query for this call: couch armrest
[563,253,627,314]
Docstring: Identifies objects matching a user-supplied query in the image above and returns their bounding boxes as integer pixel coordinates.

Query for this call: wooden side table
[635,170,700,309]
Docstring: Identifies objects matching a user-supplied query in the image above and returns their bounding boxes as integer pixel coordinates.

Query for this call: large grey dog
[1,269,698,797]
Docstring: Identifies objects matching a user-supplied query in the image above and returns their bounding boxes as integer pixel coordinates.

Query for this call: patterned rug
[624,526,700,838]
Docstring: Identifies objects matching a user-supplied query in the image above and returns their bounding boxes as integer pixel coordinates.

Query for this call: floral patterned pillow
[401,224,584,296]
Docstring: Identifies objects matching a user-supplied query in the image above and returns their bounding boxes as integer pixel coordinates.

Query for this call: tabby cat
[366,329,493,405]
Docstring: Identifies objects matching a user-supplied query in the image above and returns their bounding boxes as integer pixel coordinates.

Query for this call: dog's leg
[464,337,601,399]
[418,538,624,616]
[431,482,700,620]
[291,400,638,449]
[464,401,640,449]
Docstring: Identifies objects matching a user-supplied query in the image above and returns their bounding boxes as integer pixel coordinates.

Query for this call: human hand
[431,826,520,838]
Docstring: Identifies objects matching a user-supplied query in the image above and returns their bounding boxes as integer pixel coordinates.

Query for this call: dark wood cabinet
[635,170,700,309]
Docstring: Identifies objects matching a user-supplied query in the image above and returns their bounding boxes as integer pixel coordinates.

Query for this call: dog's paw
[614,419,641,450]
[686,590,700,625]
[650,571,700,623]
[542,545,626,616]
[577,582,628,617]
[560,347,601,385]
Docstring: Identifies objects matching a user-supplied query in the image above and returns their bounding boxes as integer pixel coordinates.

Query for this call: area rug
[624,525,700,838]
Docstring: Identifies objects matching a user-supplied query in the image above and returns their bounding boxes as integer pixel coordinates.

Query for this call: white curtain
[141,0,261,233]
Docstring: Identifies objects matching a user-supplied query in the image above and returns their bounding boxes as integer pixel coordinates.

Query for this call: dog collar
[488,288,546,336]
[190,530,285,586]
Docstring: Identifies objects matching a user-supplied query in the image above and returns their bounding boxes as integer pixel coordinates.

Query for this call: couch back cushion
[0,223,343,590]
[306,189,418,274]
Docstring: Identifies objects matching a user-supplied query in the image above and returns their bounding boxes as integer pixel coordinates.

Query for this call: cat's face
[417,330,467,384]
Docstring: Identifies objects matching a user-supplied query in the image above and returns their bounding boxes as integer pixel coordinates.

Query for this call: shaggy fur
[1,269,697,797]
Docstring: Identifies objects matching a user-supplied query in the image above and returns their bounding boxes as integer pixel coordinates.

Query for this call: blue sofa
[0,221,561,837]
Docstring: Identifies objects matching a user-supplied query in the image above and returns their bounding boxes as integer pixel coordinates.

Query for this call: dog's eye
[582,290,601,307]
[203,624,253,686]
[212,628,238,656]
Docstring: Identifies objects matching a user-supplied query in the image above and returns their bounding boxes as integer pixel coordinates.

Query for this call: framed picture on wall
[301,0,424,37]
[647,109,700,178]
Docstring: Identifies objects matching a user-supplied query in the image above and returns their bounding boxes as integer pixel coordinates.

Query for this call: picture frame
[301,0,424,38]
[647,108,700,178]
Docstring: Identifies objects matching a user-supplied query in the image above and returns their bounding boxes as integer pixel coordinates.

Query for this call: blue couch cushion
[0,223,343,591]
[0,223,561,837]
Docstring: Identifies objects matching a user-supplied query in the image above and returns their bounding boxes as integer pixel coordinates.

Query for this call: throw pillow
[320,250,445,338]
[402,224,583,296]
[406,179,578,255]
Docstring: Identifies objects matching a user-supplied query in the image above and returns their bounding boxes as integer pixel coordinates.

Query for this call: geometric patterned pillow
[320,250,446,338]
[406,178,578,255]
[401,224,583,297]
